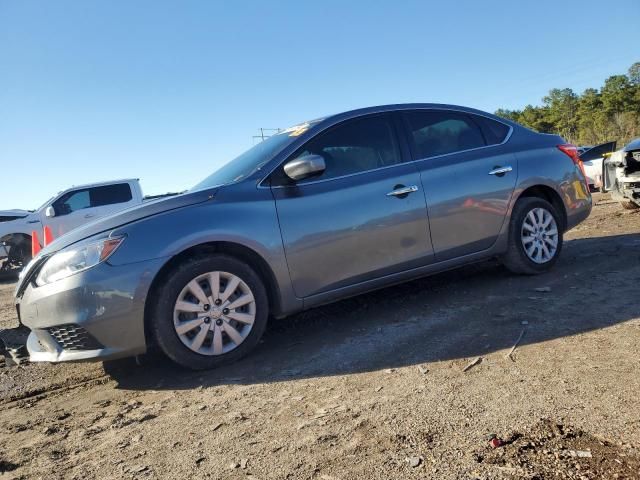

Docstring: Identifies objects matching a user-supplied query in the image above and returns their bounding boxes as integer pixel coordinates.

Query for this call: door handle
[84,214,95,219]
[488,166,513,176]
[386,185,419,197]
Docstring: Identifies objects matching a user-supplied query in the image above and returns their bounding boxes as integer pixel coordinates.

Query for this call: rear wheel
[501,197,563,275]
[620,200,640,210]
[150,254,269,370]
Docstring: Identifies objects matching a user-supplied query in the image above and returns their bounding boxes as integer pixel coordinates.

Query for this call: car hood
[623,138,640,152]
[0,209,32,218]
[39,187,219,255]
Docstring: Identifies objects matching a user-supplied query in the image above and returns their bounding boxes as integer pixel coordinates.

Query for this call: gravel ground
[0,194,639,479]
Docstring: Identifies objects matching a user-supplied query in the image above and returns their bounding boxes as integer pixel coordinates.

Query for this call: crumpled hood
[38,187,219,256]
[0,209,32,218]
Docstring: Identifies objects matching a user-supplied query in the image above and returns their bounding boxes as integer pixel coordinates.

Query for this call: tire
[620,200,640,210]
[149,254,269,370]
[501,197,563,275]
[13,242,32,267]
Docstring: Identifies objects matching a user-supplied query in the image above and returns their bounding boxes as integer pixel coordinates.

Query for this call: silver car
[14,104,592,370]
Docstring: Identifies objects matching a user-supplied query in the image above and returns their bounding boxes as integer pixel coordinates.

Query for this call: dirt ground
[1,194,639,480]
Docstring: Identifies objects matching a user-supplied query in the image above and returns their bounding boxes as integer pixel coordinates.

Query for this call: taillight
[558,144,588,190]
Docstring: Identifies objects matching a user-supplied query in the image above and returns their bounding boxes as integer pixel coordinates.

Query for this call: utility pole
[252,128,282,144]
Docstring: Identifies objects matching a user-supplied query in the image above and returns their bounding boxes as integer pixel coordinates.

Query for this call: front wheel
[149,254,269,370]
[501,197,563,275]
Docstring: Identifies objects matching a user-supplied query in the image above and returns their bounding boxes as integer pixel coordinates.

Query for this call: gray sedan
[15,104,592,370]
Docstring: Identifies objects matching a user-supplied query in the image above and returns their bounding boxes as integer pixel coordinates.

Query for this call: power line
[252,128,282,144]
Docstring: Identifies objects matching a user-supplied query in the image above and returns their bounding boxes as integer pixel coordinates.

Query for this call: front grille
[47,325,103,351]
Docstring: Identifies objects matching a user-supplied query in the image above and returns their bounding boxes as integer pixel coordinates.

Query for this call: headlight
[36,236,125,286]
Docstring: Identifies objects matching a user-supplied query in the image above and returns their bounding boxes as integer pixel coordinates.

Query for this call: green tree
[601,75,633,116]
[494,108,521,123]
[628,62,640,85]
[542,88,579,141]
[576,88,605,145]
[496,61,640,146]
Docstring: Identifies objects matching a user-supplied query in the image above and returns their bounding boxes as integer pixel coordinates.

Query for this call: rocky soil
[1,194,639,479]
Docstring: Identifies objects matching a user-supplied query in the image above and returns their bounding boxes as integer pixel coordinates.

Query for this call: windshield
[36,195,56,211]
[191,122,318,191]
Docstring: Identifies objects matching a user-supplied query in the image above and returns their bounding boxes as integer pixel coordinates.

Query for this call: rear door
[270,113,434,298]
[402,110,517,261]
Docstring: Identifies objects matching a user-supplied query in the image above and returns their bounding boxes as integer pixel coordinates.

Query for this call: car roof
[63,178,139,190]
[323,103,514,125]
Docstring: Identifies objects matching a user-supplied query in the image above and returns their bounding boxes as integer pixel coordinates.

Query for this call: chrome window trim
[259,106,514,189]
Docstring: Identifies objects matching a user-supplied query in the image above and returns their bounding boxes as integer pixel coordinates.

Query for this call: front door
[270,114,434,298]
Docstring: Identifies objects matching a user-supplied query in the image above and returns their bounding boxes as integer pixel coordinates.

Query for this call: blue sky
[1,0,638,209]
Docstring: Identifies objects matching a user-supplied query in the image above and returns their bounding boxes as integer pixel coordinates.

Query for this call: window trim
[268,112,409,188]
[260,107,513,188]
[400,109,513,163]
[52,183,133,216]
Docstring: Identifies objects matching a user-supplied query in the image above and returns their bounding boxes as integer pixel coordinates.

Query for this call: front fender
[0,220,40,242]
[108,186,301,316]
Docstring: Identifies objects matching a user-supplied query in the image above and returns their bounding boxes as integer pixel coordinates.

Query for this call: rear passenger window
[405,111,486,159]
[89,184,133,207]
[472,115,511,145]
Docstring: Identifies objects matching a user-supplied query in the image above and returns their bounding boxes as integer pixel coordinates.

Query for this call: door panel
[272,163,433,297]
[47,188,94,237]
[400,109,517,260]
[417,148,517,260]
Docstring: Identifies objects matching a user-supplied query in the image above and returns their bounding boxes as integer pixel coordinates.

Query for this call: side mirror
[283,154,326,181]
[45,206,56,218]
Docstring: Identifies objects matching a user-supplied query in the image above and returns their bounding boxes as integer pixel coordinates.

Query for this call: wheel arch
[0,232,33,260]
[143,241,283,348]
[514,184,567,232]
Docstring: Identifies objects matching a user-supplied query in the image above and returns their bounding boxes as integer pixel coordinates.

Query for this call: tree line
[495,62,640,148]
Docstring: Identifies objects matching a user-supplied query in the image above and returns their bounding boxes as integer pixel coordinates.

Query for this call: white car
[0,179,144,274]
[579,141,617,191]
[603,138,640,210]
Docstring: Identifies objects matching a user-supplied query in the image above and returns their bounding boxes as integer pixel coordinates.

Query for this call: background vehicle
[0,179,143,274]
[579,141,617,192]
[14,104,592,370]
[602,138,640,209]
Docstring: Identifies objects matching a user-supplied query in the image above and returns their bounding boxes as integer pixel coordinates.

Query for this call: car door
[87,183,136,217]
[270,113,434,298]
[47,183,134,237]
[402,109,517,261]
[47,187,95,237]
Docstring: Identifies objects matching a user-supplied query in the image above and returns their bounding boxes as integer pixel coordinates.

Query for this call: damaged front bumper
[15,257,166,363]
[603,140,640,207]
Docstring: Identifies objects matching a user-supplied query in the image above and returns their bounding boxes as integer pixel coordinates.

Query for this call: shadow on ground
[103,232,639,390]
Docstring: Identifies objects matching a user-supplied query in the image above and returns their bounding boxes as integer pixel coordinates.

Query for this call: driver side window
[288,115,402,182]
[52,189,90,216]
